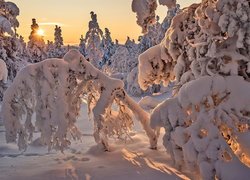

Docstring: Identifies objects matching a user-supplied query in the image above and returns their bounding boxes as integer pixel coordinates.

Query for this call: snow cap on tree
[54,25,63,48]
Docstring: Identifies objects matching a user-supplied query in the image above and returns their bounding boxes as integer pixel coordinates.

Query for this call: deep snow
[0,96,191,180]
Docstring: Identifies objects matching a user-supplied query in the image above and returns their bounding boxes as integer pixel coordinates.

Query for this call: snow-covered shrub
[2,49,157,152]
[134,0,250,178]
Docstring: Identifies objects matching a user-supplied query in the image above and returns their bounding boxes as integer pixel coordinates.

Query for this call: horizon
[12,0,200,45]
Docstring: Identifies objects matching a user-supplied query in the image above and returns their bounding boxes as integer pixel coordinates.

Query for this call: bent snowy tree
[134,0,250,179]
[1,49,157,152]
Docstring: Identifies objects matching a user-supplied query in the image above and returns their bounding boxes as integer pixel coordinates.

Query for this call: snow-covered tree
[137,2,180,53]
[100,28,116,66]
[84,11,104,68]
[1,49,157,152]
[134,0,250,178]
[109,46,132,74]
[54,25,63,48]
[79,35,86,56]
[46,26,66,58]
[0,0,28,81]
[0,0,19,36]
[0,58,7,101]
[138,16,162,53]
[159,3,180,40]
[131,0,158,34]
[27,18,46,63]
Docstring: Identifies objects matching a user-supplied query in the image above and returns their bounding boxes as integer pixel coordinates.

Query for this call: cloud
[39,22,67,27]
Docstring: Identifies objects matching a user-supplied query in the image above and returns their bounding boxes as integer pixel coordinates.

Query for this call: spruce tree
[84,11,103,68]
[54,25,63,48]
[27,18,46,63]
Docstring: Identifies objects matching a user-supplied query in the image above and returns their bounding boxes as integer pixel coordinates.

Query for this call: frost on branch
[2,50,157,151]
[135,0,250,178]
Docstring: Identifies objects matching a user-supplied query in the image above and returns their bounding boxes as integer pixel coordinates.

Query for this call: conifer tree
[79,35,86,56]
[84,11,103,68]
[100,28,116,66]
[54,25,63,48]
[27,18,46,63]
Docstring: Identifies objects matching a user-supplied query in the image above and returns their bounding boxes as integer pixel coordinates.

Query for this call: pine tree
[46,25,66,58]
[100,28,116,66]
[79,35,86,56]
[84,11,103,68]
[27,18,46,63]
[54,25,63,48]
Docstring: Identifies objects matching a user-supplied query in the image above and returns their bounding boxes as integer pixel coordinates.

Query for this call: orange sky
[11,0,200,45]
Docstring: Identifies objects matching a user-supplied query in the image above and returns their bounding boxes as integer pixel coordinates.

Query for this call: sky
[11,0,200,45]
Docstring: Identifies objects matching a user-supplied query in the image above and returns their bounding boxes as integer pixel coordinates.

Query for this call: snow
[136,0,250,178]
[0,96,192,180]
[0,0,250,179]
[0,59,7,83]
[132,0,157,33]
[0,16,13,36]
[158,0,176,8]
[1,49,158,152]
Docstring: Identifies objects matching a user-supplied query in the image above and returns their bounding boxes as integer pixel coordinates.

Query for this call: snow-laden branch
[151,75,250,179]
[1,49,157,151]
[135,0,250,178]
[139,0,250,90]
[132,0,177,33]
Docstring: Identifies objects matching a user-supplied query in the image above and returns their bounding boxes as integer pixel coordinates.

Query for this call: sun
[37,29,45,36]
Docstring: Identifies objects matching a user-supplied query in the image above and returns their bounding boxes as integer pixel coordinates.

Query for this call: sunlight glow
[37,29,45,36]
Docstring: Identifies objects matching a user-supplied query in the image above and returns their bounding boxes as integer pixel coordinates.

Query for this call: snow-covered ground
[0,95,191,180]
